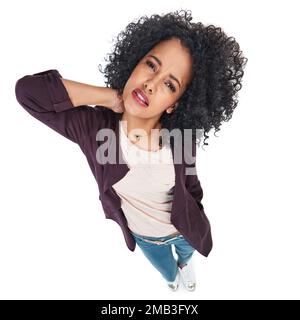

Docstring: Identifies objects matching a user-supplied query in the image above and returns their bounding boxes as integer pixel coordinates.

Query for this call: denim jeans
[131,231,195,282]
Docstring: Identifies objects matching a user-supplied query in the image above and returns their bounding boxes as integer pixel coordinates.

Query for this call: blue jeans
[131,231,195,282]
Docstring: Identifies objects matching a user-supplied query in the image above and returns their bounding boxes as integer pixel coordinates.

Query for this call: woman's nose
[144,82,154,94]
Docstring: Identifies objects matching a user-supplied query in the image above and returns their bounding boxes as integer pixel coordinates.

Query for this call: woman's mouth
[132,89,149,107]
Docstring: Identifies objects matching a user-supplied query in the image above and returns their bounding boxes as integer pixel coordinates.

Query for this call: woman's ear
[166,102,179,114]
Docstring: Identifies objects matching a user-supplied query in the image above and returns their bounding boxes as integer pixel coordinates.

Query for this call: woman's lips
[132,90,149,107]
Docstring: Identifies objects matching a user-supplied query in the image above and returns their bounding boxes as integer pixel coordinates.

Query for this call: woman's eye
[146,60,156,70]
[166,81,176,92]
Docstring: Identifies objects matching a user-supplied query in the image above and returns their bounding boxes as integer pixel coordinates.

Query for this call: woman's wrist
[61,78,115,108]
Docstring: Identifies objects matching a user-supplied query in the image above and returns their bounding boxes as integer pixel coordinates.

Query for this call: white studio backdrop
[0,0,299,299]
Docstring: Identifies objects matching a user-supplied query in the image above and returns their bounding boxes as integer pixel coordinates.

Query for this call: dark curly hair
[98,9,248,149]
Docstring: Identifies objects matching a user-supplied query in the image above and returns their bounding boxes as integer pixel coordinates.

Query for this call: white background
[1,0,299,300]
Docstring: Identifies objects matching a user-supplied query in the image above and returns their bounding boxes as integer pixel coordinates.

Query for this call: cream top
[112,120,180,237]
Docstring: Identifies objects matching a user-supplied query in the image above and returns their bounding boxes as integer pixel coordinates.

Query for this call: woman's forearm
[61,78,114,108]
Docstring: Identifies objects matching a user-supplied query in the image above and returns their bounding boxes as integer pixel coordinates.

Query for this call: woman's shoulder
[93,105,119,129]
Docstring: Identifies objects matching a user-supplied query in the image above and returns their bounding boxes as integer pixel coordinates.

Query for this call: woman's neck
[120,112,162,151]
[121,112,162,136]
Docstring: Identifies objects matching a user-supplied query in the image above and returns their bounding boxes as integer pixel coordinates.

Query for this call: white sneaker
[178,261,196,291]
[166,270,180,291]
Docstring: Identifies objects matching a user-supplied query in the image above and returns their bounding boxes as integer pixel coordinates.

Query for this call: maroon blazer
[15,69,213,257]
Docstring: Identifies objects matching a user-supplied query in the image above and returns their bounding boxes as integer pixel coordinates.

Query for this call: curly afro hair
[98,9,248,149]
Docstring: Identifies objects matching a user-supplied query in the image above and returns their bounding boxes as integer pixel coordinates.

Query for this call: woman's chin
[124,106,148,118]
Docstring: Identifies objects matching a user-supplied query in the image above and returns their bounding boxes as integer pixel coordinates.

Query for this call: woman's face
[122,38,193,119]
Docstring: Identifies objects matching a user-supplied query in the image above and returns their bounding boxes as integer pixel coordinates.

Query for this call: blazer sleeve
[15,69,106,148]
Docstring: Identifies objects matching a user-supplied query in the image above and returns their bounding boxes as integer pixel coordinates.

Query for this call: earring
[166,103,177,114]
[167,104,176,114]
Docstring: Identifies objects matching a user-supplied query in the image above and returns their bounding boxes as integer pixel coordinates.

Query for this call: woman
[15,10,247,292]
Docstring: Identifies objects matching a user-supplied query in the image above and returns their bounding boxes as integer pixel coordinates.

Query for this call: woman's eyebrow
[148,54,181,88]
